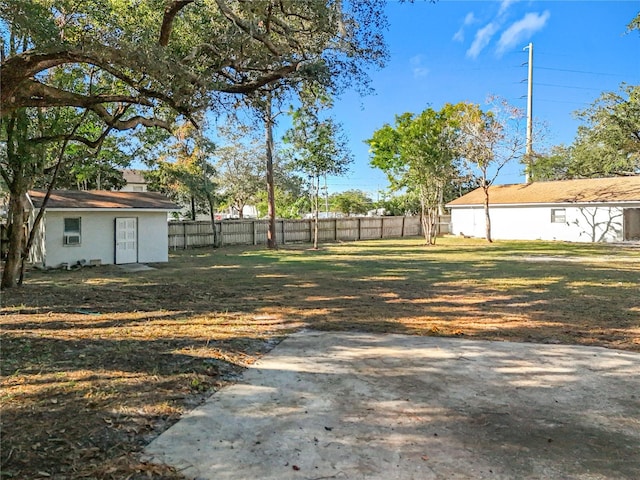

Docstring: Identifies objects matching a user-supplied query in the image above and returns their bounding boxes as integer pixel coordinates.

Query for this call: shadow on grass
[0,328,285,479]
[3,240,638,346]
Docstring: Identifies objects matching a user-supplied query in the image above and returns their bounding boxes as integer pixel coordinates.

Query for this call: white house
[28,190,179,268]
[120,169,149,192]
[446,177,640,243]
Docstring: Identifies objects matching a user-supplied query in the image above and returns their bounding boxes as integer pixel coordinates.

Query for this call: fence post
[183,222,187,249]
[281,220,286,245]
[358,218,361,241]
[252,221,257,246]
[380,217,384,239]
[334,218,338,241]
[401,216,405,237]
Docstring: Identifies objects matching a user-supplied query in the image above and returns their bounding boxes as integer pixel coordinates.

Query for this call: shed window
[63,217,81,245]
[551,208,566,223]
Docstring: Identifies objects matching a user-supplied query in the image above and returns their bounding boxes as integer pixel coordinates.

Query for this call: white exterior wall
[42,210,169,267]
[137,213,169,263]
[448,206,486,238]
[450,203,637,243]
[120,184,147,192]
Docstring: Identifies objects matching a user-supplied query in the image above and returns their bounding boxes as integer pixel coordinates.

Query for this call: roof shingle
[29,190,179,210]
[446,177,640,206]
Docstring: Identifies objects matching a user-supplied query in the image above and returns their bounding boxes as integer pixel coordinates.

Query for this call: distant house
[120,169,148,192]
[28,190,179,268]
[446,177,640,243]
[215,205,259,220]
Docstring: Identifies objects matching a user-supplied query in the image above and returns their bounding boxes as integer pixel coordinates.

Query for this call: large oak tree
[0,0,388,288]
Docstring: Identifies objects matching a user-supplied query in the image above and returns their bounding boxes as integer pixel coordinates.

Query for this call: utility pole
[524,42,534,183]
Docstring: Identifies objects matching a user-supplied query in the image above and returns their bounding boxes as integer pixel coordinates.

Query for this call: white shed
[446,177,640,243]
[28,190,179,267]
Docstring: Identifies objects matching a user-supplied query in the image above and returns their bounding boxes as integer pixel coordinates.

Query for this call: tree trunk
[265,93,277,249]
[20,134,70,284]
[428,207,438,245]
[483,185,492,243]
[437,184,445,216]
[190,196,196,221]
[1,191,29,289]
[419,187,433,245]
[206,194,218,247]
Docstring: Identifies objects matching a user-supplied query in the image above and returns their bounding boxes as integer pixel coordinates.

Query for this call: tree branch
[1,49,119,107]
[16,80,155,108]
[216,63,299,94]
[89,103,171,130]
[159,0,196,46]
[214,0,283,57]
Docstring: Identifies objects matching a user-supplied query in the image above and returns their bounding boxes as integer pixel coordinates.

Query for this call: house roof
[122,169,148,184]
[29,190,179,210]
[446,176,640,207]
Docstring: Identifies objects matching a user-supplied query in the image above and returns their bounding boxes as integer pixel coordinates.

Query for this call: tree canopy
[530,83,640,181]
[145,122,218,221]
[330,189,372,216]
[214,123,265,219]
[367,105,461,244]
[1,0,388,128]
[284,88,353,247]
[451,99,526,242]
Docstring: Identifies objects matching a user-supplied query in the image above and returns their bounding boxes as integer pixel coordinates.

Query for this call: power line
[535,98,589,106]
[536,66,624,77]
[536,82,602,91]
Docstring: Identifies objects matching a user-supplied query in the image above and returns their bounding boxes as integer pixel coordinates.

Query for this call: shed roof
[446,176,640,207]
[29,190,179,210]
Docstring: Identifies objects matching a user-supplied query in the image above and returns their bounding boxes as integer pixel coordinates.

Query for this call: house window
[63,217,81,245]
[551,208,566,223]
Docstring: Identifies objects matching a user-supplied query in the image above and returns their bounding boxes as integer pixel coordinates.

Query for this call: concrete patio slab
[145,331,640,479]
[117,263,156,272]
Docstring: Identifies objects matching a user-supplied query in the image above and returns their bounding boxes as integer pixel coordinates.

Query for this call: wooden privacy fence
[168,216,451,249]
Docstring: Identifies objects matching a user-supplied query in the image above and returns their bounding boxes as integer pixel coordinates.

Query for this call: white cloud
[497,11,550,55]
[466,22,500,59]
[498,0,518,17]
[413,67,429,78]
[453,12,478,42]
[410,55,429,78]
[464,12,477,26]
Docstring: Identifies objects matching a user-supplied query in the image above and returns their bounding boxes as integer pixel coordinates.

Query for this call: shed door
[624,208,640,241]
[115,217,138,264]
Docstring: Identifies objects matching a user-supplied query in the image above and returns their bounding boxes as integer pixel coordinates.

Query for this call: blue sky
[313,0,639,198]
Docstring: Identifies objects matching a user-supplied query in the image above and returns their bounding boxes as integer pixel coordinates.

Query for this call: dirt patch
[2,239,639,479]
